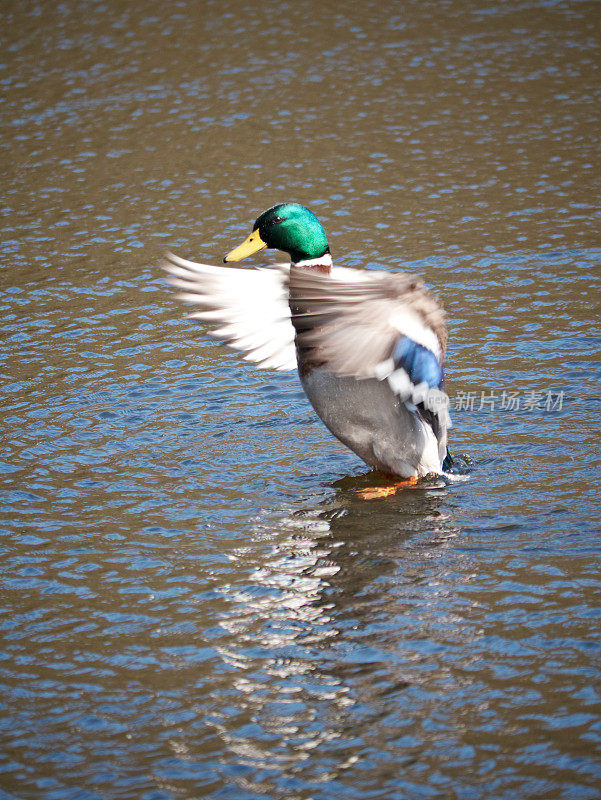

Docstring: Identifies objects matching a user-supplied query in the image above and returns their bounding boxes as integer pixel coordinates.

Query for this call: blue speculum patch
[392,336,443,388]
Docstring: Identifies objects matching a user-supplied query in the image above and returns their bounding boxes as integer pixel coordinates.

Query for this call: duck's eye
[271,216,284,224]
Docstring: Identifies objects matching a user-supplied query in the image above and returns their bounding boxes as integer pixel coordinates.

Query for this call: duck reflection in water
[199,484,465,790]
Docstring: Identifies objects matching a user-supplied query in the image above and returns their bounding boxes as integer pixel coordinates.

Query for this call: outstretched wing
[289,265,450,424]
[162,252,297,371]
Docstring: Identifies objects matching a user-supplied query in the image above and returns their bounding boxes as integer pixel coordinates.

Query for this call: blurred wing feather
[162,252,297,371]
[289,266,447,379]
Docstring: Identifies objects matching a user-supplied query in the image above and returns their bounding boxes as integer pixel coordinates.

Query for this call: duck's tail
[442,448,454,472]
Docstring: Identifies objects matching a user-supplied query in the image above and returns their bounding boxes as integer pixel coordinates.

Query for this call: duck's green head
[224,203,330,264]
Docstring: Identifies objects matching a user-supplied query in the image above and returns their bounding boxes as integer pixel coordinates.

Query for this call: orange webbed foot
[357,475,419,500]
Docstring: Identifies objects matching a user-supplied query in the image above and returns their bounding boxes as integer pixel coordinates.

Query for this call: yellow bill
[223,230,267,262]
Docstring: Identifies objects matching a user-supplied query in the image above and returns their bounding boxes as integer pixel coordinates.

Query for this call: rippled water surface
[1,1,600,798]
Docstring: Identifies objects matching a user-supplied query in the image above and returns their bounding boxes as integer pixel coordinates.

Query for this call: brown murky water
[1,1,600,798]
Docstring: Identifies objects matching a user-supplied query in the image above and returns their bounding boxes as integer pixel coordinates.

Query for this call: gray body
[300,368,442,478]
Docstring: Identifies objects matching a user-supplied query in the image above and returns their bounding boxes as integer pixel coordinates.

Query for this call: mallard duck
[163,202,451,484]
